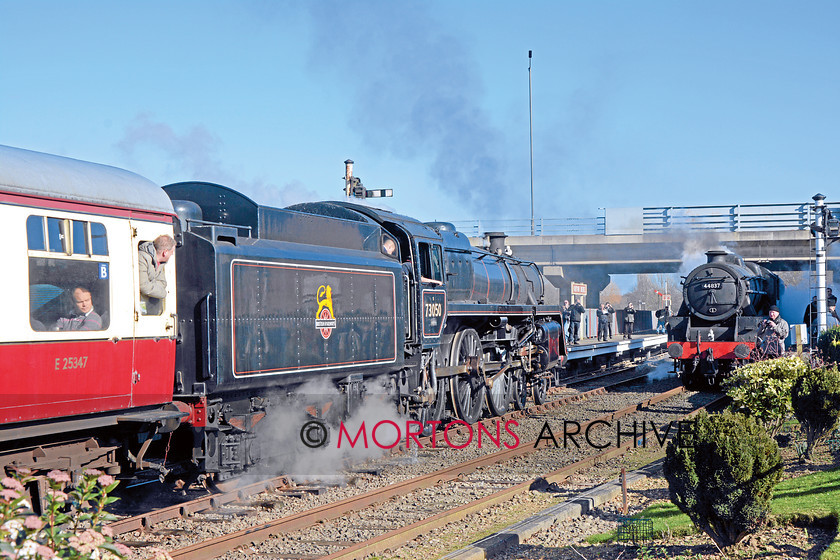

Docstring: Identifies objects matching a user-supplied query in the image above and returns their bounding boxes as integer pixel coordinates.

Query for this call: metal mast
[814,193,827,334]
[528,50,535,236]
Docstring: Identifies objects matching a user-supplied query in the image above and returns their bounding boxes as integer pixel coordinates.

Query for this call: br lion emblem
[315,285,337,339]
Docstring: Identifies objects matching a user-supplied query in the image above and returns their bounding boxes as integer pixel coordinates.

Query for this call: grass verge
[586,466,840,559]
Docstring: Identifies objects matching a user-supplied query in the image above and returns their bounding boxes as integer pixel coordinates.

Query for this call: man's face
[157,248,174,264]
[769,310,779,320]
[564,300,569,307]
[73,289,92,314]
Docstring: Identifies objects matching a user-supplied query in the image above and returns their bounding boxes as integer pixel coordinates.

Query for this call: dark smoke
[303,2,521,216]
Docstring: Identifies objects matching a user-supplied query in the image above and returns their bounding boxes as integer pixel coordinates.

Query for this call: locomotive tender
[0,145,564,484]
[667,250,783,387]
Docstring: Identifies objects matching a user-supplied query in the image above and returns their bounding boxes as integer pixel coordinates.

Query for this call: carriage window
[91,223,108,255]
[27,215,110,332]
[26,216,45,250]
[419,242,443,284]
[47,218,68,253]
[72,220,88,255]
[28,259,110,332]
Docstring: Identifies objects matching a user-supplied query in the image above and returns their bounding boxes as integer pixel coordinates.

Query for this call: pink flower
[83,469,102,476]
[101,526,114,537]
[46,471,70,484]
[1,477,24,492]
[97,474,115,487]
[79,529,105,547]
[46,490,67,502]
[113,543,131,556]
[23,516,42,530]
[35,545,54,558]
[0,488,20,501]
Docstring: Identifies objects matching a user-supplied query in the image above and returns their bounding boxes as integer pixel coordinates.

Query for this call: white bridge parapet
[451,200,835,237]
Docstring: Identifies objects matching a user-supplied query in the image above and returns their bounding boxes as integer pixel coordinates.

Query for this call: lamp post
[528,50,535,236]
[814,193,827,335]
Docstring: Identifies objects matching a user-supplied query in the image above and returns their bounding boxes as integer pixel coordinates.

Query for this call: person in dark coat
[561,300,571,343]
[604,302,614,339]
[623,302,636,339]
[656,305,671,334]
[803,296,817,339]
[569,297,585,344]
[596,304,610,341]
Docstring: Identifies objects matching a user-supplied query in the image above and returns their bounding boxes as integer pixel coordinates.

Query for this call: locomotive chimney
[344,159,354,196]
[706,250,728,263]
[486,231,508,255]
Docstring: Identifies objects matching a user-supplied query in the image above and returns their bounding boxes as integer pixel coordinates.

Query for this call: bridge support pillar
[541,266,611,307]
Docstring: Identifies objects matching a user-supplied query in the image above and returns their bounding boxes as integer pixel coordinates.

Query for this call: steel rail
[165,384,695,560]
[108,476,292,534]
[319,392,727,560]
[108,384,614,536]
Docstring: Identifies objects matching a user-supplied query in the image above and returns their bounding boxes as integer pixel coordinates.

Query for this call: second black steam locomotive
[667,250,784,387]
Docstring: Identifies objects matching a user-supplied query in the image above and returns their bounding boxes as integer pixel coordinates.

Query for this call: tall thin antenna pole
[528,50,535,235]
[814,193,827,334]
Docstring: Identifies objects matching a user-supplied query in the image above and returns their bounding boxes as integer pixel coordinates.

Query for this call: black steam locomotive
[667,250,783,387]
[162,182,565,479]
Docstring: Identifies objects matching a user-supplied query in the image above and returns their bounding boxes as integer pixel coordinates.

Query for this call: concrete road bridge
[449,199,840,300]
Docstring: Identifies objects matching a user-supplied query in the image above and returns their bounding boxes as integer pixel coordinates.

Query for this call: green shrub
[0,468,134,559]
[817,326,840,365]
[791,366,840,461]
[724,356,808,435]
[663,410,782,549]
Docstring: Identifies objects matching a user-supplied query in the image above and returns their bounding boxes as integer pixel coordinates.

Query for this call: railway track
[319,393,725,560]
[109,359,666,538]
[114,370,718,559]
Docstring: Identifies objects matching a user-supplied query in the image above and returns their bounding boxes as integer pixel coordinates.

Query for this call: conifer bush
[724,356,808,435]
[663,410,782,549]
[791,366,840,461]
[817,326,840,365]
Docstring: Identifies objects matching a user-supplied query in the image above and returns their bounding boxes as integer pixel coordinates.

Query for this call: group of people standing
[562,298,587,344]
[802,287,840,335]
[561,299,639,345]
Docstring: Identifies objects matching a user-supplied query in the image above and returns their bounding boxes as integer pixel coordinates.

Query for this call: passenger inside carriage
[26,214,111,332]
[52,286,102,331]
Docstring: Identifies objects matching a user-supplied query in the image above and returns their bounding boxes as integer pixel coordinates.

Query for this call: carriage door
[418,242,446,341]
[130,219,178,407]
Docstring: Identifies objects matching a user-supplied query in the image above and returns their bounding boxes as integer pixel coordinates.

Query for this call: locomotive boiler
[667,250,783,387]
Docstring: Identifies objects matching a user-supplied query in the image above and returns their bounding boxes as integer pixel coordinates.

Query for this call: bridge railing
[450,201,834,237]
[642,202,818,233]
[449,216,606,237]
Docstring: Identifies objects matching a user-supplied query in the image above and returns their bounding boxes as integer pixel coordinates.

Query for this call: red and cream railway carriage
[0,144,179,476]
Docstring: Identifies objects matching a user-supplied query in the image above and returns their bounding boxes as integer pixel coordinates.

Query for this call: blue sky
[1,1,838,225]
